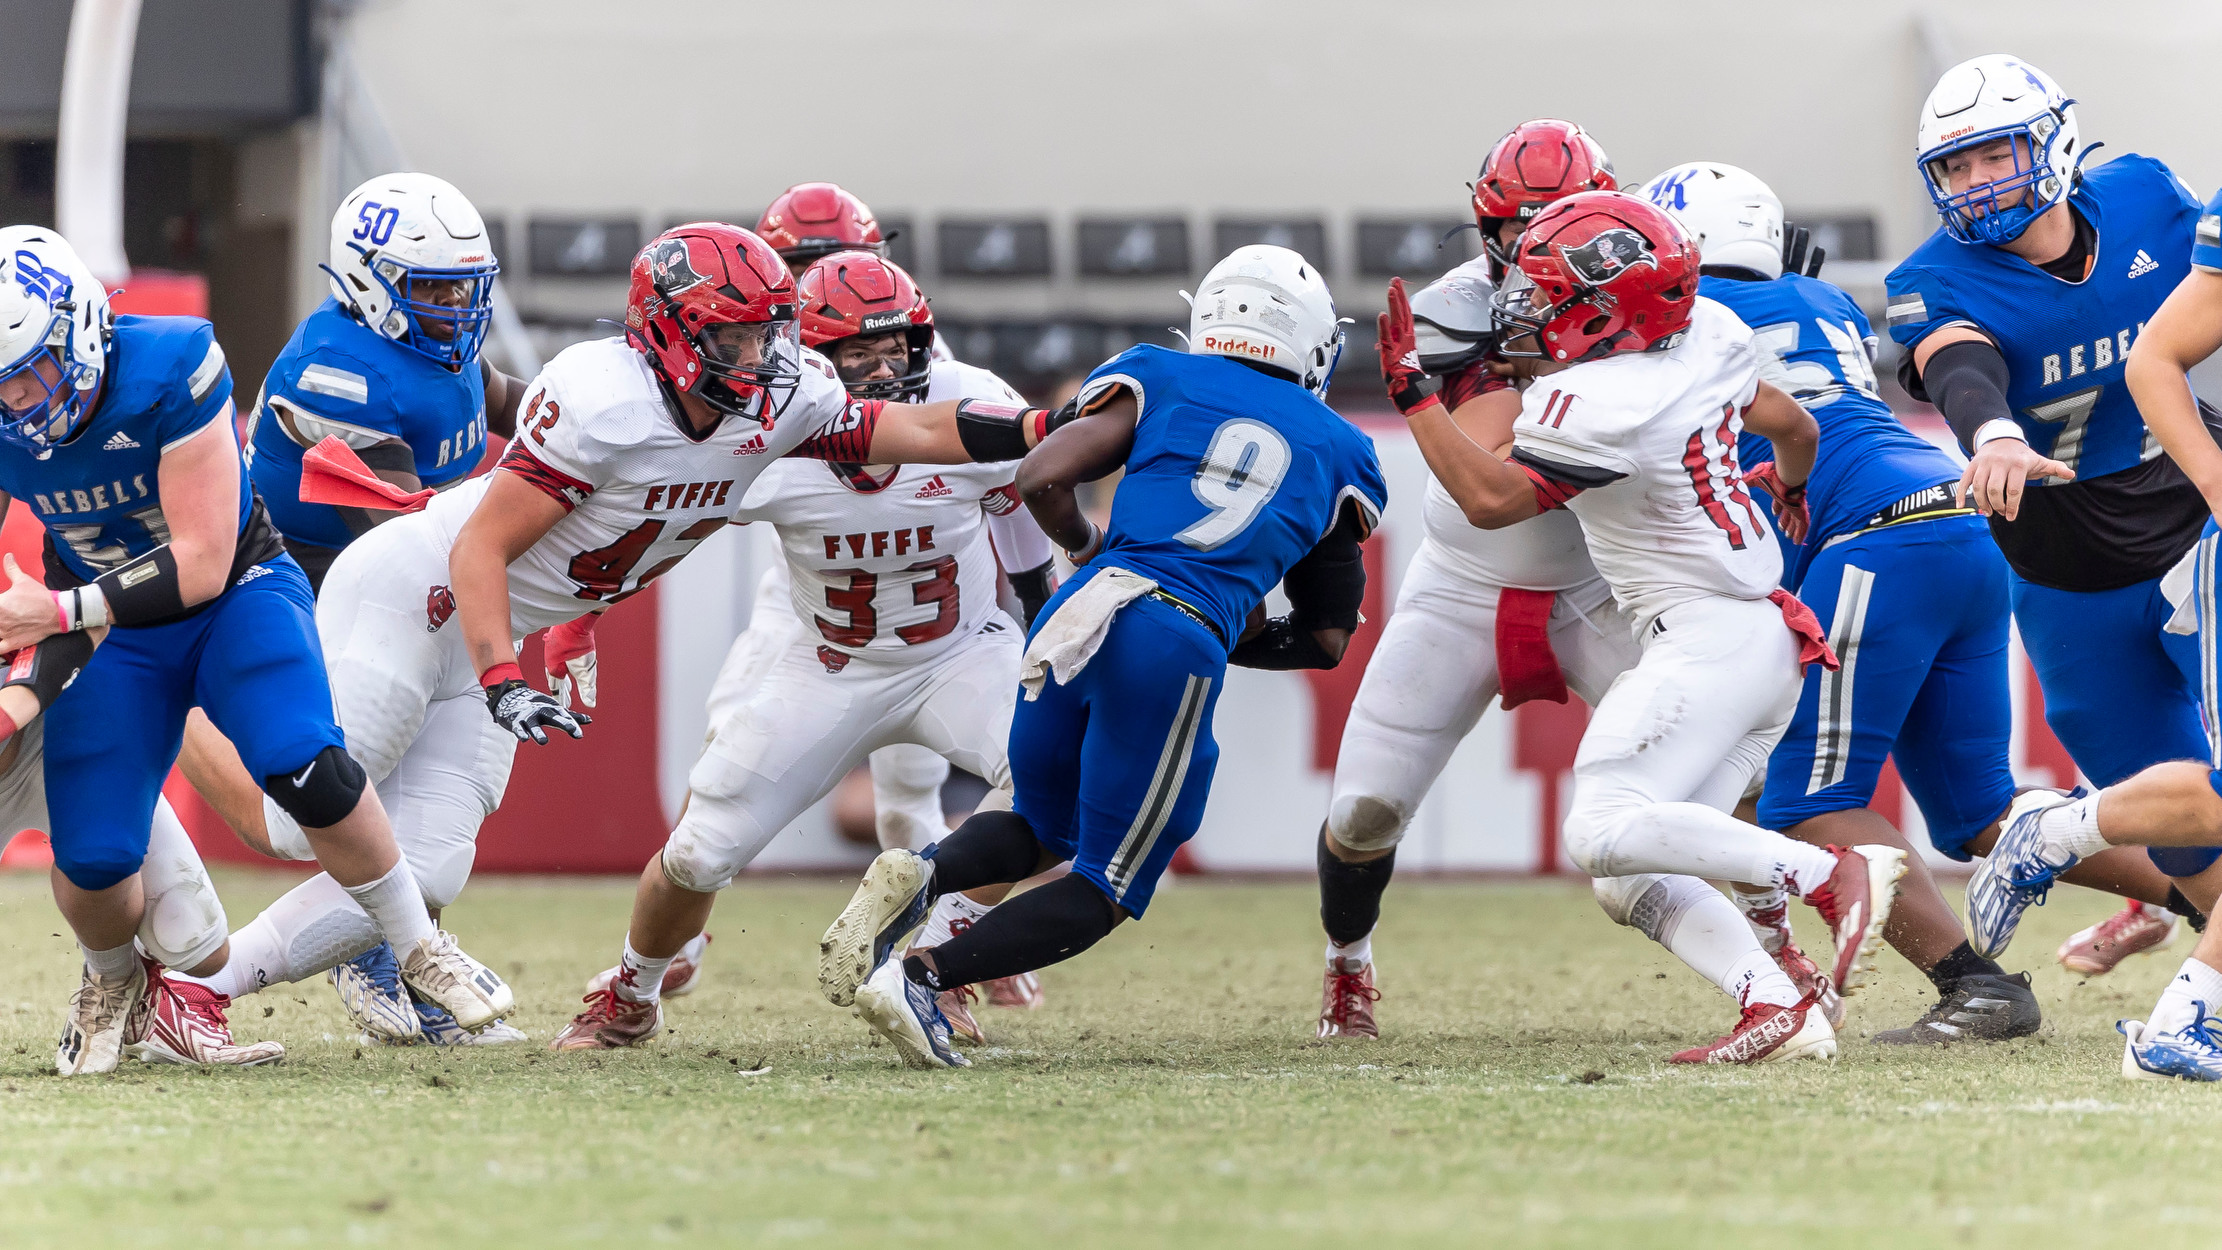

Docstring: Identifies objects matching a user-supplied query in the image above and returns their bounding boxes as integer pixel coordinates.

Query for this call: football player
[817,245,1386,1069]
[1886,55,2221,966]
[168,173,536,1045]
[1381,192,1908,1063]
[0,228,509,1074]
[1641,161,2050,1043]
[168,223,1067,1035]
[552,250,1051,1049]
[1310,121,1838,1043]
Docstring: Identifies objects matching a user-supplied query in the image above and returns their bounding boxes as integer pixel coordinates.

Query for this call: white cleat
[56,960,148,1077]
[397,931,513,1032]
[329,943,422,1044]
[819,850,932,1007]
[853,959,970,1069]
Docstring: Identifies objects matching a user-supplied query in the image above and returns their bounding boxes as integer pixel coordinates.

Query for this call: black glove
[1008,560,1058,629]
[485,678,591,745]
[1782,223,1826,279]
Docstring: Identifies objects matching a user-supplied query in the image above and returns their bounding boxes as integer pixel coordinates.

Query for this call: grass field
[0,866,2208,1249]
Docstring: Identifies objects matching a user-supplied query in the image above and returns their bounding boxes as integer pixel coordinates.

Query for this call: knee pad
[1591,874,1667,930]
[1326,793,1410,854]
[139,872,228,970]
[264,745,367,830]
[658,800,763,894]
[1561,809,1613,878]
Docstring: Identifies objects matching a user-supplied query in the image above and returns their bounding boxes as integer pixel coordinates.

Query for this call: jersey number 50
[1178,419,1292,551]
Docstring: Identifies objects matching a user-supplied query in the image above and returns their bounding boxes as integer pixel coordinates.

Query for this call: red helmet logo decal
[1558,228,1656,286]
[648,238,711,297]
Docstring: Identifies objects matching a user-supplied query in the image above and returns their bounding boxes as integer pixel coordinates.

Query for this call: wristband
[480,661,526,689]
[50,585,112,633]
[1972,419,2027,449]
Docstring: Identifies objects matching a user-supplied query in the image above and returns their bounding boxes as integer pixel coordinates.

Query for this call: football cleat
[584,932,713,999]
[1773,935,1845,1030]
[2058,901,2176,976]
[397,930,513,1032]
[56,958,148,1077]
[1871,971,2042,1045]
[983,970,1044,1010]
[1670,993,1836,1065]
[330,943,423,1044]
[819,849,932,1007]
[1965,788,2083,959]
[126,968,285,1067]
[1801,844,1907,997]
[2120,1009,2222,1082]
[549,988,663,1051]
[1317,957,1380,1039]
[938,985,986,1046]
[413,994,527,1046]
[853,959,969,1069]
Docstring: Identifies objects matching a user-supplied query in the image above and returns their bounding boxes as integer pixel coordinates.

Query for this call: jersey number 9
[1178,419,1292,551]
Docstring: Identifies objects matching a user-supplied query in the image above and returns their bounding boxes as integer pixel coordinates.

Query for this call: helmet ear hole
[1581,313,1611,335]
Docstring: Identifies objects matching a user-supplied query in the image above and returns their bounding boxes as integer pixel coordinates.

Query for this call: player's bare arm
[1015,388,1137,558]
[451,469,567,680]
[2126,267,2222,519]
[482,359,526,439]
[858,395,1065,467]
[1377,278,1539,529]
[1740,380,1821,545]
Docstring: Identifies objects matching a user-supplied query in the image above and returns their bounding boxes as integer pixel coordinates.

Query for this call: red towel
[1495,587,1569,709]
[1768,588,1839,673]
[299,437,436,513]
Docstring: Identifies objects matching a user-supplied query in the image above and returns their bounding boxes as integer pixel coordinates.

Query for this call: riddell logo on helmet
[648,238,710,296]
[1203,335,1275,361]
[858,310,910,333]
[1558,229,1657,285]
[1938,125,1977,142]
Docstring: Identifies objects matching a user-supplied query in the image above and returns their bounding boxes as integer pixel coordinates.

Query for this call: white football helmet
[1184,245,1343,398]
[1408,258,1498,374]
[1640,162,1785,279]
[0,226,111,447]
[326,172,499,367]
[1916,54,2083,246]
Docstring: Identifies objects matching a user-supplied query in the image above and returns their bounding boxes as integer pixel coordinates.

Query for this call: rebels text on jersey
[248,298,489,550]
[0,315,283,593]
[731,358,1027,664]
[1511,298,1777,631]
[417,336,865,637]
[1886,154,2212,590]
[1079,345,1387,644]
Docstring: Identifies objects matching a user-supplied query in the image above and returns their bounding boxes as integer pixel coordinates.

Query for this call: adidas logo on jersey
[914,475,953,499]
[733,434,769,456]
[102,431,140,450]
[2128,249,2160,279]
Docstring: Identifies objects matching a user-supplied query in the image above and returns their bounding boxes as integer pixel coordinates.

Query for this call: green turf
[0,866,2206,1248]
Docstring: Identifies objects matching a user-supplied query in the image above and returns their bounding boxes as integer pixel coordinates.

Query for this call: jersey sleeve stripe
[268,397,393,450]
[1331,484,1384,537]
[297,363,370,405]
[1884,295,1929,326]
[187,341,227,403]
[497,441,594,511]
[790,399,884,463]
[982,482,1023,516]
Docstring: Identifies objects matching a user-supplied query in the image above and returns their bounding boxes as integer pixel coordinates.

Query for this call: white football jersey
[418,335,856,637]
[1509,298,1779,631]
[733,358,1024,663]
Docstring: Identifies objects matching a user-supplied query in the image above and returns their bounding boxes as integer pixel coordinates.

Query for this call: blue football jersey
[1886,154,2200,481]
[0,315,258,583]
[2194,185,2222,272]
[1080,346,1387,643]
[1704,272,1961,587]
[248,298,488,549]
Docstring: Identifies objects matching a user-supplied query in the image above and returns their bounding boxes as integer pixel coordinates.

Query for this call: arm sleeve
[1919,338,2017,451]
[1282,502,1367,632]
[159,324,234,452]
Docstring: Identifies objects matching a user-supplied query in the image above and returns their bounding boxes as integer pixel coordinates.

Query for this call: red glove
[1744,461,1809,546]
[1376,278,1443,417]
[543,612,599,710]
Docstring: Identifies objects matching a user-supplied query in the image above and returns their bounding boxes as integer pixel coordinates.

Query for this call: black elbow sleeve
[1920,339,2015,450]
[1282,509,1367,632]
[3,630,95,712]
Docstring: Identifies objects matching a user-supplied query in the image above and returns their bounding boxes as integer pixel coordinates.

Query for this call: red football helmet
[756,183,885,270]
[625,223,802,424]
[1491,191,1699,363]
[796,250,935,402]
[1472,120,1617,275]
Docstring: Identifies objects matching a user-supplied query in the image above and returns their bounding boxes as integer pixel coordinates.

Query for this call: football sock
[1326,934,1373,968]
[80,940,137,981]
[903,874,1118,990]
[1722,948,1805,1011]
[614,937,673,1005]
[2035,793,2108,863]
[1727,882,1790,952]
[1317,829,1395,947]
[343,861,439,951]
[1926,941,2004,994]
[2147,957,2222,1035]
[1630,876,1801,1009]
[920,809,1043,896]
[173,873,379,998]
[916,893,992,950]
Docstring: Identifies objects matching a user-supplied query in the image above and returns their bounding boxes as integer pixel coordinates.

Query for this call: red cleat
[983,971,1043,1009]
[1317,957,1380,1039]
[938,985,985,1045]
[2058,901,2177,976]
[1669,993,1835,1064]
[550,988,662,1051]
[125,964,284,1068]
[1743,898,1846,1030]
[1801,845,1907,998]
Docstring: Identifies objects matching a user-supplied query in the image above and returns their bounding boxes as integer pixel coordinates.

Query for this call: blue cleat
[818,849,934,1007]
[1963,787,2084,959]
[853,958,971,1069]
[2121,1008,2222,1082]
[329,942,422,1044]
[411,993,528,1046]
